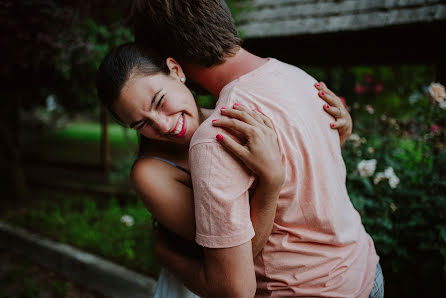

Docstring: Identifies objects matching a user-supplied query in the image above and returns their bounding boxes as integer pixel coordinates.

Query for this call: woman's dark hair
[96,42,169,123]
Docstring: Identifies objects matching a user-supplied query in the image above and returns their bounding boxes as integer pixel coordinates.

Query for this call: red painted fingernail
[221,107,226,110]
[234,103,239,106]
[212,119,217,123]
[216,134,223,142]
[315,83,320,87]
[330,123,335,128]
[326,104,330,109]
[321,91,325,96]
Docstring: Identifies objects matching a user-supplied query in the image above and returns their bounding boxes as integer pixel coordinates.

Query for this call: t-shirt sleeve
[190,142,255,248]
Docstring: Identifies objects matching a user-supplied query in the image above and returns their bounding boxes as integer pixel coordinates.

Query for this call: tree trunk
[100,105,110,178]
[0,96,29,200]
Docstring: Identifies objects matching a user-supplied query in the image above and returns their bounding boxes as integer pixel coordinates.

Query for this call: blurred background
[1,0,445,297]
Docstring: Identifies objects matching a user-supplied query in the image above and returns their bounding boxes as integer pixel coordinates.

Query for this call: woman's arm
[212,104,285,257]
[131,158,195,241]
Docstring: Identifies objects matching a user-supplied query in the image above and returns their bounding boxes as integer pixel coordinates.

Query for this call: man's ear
[165,57,185,81]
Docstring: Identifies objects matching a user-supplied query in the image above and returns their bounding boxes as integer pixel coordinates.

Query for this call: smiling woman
[114,59,202,144]
[97,43,203,145]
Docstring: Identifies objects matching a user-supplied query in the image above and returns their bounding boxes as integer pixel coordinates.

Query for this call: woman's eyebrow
[129,89,162,128]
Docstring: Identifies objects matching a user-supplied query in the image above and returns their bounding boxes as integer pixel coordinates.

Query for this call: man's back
[190,59,378,297]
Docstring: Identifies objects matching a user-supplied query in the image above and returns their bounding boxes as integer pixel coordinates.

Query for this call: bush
[342,82,446,279]
[6,193,161,277]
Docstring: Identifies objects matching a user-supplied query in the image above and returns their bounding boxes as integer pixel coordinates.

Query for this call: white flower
[357,159,377,177]
[120,215,134,227]
[349,133,360,141]
[390,203,397,212]
[428,82,446,103]
[374,172,386,185]
[373,167,400,189]
[439,100,446,111]
[348,133,362,147]
[365,104,375,114]
[367,147,375,154]
[388,175,400,189]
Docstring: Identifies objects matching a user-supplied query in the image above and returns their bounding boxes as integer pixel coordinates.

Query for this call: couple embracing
[96,1,383,297]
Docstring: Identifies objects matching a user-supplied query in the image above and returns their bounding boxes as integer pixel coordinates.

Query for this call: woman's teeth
[172,114,184,136]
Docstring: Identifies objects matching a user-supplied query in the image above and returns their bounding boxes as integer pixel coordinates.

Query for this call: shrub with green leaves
[6,194,161,277]
[342,82,446,278]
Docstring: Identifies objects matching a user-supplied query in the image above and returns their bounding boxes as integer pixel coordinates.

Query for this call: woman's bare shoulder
[130,157,189,190]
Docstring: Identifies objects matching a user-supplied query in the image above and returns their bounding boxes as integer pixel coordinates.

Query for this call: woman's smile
[171,113,187,138]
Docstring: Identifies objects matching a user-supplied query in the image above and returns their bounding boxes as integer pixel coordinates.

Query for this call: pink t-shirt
[189,59,379,297]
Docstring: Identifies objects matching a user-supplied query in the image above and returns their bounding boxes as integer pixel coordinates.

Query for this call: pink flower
[355,84,366,95]
[364,74,373,84]
[373,83,383,95]
[431,124,440,134]
[366,105,375,114]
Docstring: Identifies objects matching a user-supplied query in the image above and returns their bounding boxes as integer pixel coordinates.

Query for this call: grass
[49,122,138,146]
[32,121,139,167]
[5,192,161,277]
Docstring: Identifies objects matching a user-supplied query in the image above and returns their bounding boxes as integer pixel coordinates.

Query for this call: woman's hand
[315,81,352,146]
[212,104,285,188]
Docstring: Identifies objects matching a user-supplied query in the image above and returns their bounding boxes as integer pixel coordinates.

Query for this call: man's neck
[184,48,268,98]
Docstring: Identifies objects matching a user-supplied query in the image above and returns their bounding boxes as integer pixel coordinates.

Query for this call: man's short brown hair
[131,0,242,67]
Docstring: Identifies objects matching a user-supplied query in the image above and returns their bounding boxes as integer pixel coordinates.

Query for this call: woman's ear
[165,57,186,82]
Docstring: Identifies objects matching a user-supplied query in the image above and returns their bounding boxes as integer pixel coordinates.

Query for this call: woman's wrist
[257,171,285,194]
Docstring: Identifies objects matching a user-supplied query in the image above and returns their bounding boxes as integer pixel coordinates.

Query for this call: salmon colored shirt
[189,59,379,297]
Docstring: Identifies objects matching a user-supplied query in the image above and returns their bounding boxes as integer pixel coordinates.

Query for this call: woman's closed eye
[135,121,147,131]
[156,94,165,109]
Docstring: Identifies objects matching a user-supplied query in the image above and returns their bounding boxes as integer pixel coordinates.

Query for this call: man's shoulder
[189,117,220,150]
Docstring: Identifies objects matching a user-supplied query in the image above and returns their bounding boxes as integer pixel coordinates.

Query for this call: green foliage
[342,82,446,278]
[50,122,137,145]
[53,18,132,114]
[6,194,161,276]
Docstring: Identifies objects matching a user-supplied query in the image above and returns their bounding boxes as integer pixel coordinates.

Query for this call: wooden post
[100,105,110,178]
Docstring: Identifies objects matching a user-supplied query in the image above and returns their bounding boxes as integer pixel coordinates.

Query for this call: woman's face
[113,59,200,145]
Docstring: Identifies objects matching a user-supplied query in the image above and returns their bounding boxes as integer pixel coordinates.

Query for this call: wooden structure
[239,0,446,71]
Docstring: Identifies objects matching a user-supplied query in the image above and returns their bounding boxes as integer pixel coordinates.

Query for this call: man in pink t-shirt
[132,1,380,297]
[189,58,379,297]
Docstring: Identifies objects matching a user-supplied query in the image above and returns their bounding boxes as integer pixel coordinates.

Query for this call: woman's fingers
[315,82,353,146]
[233,104,265,124]
[215,133,248,161]
[214,103,276,142]
[212,117,254,137]
[318,81,337,98]
[252,109,275,129]
[220,105,258,127]
[323,104,343,119]
[315,82,340,107]
[330,118,346,129]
